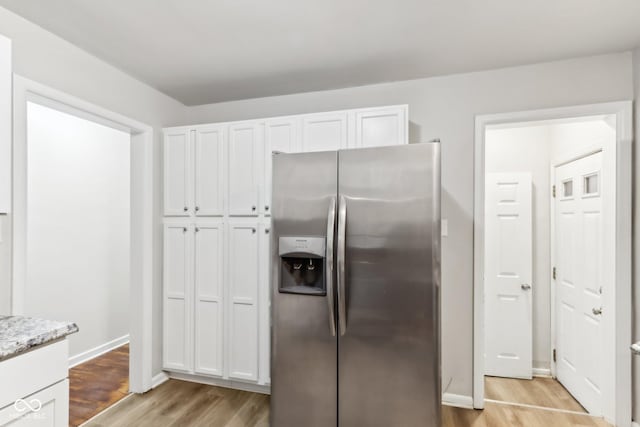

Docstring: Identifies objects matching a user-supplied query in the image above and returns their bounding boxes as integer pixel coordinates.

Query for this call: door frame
[473,101,632,427]
[11,75,155,393]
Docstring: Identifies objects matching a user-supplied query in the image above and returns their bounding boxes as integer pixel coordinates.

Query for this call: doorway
[474,102,632,427]
[11,76,155,397]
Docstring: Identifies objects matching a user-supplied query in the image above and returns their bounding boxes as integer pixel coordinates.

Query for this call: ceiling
[2,0,640,106]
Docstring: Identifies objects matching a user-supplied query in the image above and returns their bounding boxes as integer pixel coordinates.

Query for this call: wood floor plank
[69,343,130,427]
[485,376,586,413]
[85,378,612,427]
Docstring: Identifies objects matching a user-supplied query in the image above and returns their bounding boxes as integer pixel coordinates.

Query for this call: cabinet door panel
[258,223,271,385]
[301,112,348,152]
[194,223,224,376]
[163,224,192,372]
[0,379,68,426]
[164,130,191,216]
[195,126,225,216]
[228,123,262,216]
[264,118,299,215]
[355,106,408,148]
[228,224,259,381]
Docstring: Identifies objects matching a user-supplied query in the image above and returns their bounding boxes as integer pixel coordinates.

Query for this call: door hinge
[552,185,556,198]
[552,267,556,280]
[553,349,557,362]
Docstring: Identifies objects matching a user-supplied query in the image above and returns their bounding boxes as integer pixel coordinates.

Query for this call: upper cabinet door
[194,126,225,216]
[263,118,300,215]
[228,122,262,216]
[354,105,408,148]
[301,112,348,152]
[164,129,191,216]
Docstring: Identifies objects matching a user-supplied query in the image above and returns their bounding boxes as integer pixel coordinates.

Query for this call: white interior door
[554,152,603,414]
[485,172,533,379]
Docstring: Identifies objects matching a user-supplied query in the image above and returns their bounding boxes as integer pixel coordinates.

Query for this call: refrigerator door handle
[326,196,337,336]
[337,195,347,336]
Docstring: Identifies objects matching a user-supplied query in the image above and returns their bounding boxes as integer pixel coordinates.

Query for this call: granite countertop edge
[0,315,79,361]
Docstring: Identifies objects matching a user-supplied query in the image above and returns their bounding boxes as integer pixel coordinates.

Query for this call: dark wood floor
[69,343,130,427]
[485,375,586,413]
[86,378,610,427]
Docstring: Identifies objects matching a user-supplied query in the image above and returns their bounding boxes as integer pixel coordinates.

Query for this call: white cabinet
[227,222,259,381]
[163,129,191,216]
[164,127,225,217]
[0,35,10,214]
[163,223,192,372]
[301,112,348,152]
[355,105,408,148]
[0,380,68,427]
[194,126,225,216]
[194,221,225,377]
[228,122,263,216]
[263,118,300,215]
[258,222,271,385]
[162,104,408,392]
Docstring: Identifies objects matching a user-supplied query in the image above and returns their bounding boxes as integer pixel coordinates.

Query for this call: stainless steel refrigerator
[270,142,441,427]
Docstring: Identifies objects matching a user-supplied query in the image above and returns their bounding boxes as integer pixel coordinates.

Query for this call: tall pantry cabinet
[162,105,408,391]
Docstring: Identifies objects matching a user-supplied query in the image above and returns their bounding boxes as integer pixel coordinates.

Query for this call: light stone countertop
[0,315,78,361]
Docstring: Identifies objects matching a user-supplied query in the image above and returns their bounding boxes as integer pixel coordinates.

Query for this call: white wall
[25,102,130,358]
[632,47,640,422]
[186,52,633,398]
[0,6,190,374]
[485,124,552,372]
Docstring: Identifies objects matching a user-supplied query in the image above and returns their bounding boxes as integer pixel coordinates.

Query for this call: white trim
[442,393,474,409]
[11,75,155,394]
[168,371,271,395]
[68,335,130,368]
[532,368,552,377]
[473,101,632,427]
[152,372,170,389]
[631,422,640,427]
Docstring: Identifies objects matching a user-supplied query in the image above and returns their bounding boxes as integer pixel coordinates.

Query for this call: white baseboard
[167,371,271,395]
[442,393,474,409]
[69,334,129,368]
[152,372,170,389]
[532,368,552,377]
[631,422,640,427]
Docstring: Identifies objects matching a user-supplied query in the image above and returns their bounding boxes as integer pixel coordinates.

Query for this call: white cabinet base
[167,371,270,395]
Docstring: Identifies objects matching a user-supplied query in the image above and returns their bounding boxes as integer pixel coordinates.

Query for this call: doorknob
[592,307,603,316]
[521,284,531,290]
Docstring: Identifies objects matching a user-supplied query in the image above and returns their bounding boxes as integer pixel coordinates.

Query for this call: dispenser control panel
[278,236,326,296]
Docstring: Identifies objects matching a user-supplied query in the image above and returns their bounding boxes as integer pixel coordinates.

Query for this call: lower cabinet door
[0,379,68,427]
[258,222,271,385]
[227,222,259,381]
[163,223,193,372]
[194,222,225,377]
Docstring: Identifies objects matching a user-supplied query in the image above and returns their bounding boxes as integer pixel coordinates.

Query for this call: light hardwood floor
[485,375,586,413]
[85,379,611,427]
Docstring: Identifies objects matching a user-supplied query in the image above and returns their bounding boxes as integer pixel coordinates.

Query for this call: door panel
[271,151,338,427]
[264,118,300,215]
[163,224,192,372]
[258,222,271,385]
[355,106,407,148]
[195,126,225,216]
[555,152,603,415]
[194,223,224,376]
[228,223,259,381]
[301,112,347,152]
[228,122,262,216]
[484,173,533,378]
[163,130,190,216]
[337,143,440,427]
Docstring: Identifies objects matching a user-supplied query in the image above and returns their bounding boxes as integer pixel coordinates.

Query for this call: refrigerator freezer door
[337,143,441,427]
[271,151,338,427]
